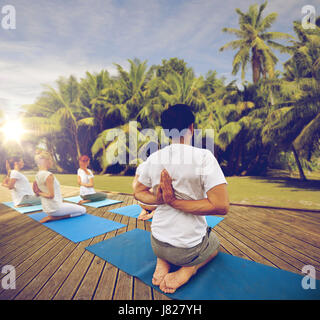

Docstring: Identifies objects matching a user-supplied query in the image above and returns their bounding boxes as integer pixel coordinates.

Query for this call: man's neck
[171,137,192,145]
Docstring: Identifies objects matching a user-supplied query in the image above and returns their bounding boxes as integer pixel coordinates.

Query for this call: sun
[1,119,27,143]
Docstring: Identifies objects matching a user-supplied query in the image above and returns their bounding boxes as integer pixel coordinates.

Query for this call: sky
[0,0,319,117]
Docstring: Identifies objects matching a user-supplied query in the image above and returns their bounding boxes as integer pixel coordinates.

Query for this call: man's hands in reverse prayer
[157,169,176,205]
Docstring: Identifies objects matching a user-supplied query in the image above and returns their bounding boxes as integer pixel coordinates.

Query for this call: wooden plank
[224,216,320,274]
[52,207,125,300]
[0,218,42,245]
[230,207,320,261]
[0,236,69,300]
[229,209,320,273]
[214,224,277,267]
[229,206,320,259]
[14,241,77,300]
[219,221,301,274]
[73,212,122,300]
[112,215,133,300]
[34,206,119,300]
[0,229,57,275]
[0,227,50,261]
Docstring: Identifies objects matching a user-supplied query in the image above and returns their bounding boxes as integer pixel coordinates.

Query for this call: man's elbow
[133,191,139,201]
[213,202,229,215]
[221,202,230,215]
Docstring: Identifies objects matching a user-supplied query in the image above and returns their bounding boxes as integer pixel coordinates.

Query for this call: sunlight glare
[1,119,27,143]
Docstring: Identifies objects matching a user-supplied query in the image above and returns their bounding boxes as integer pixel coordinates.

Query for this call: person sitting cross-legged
[77,155,107,205]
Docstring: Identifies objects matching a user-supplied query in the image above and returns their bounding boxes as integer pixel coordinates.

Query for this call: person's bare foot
[78,200,90,205]
[152,258,171,286]
[159,266,196,293]
[16,204,30,208]
[40,215,71,223]
[40,215,55,223]
[138,209,154,221]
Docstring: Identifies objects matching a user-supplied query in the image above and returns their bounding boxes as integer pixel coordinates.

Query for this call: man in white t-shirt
[134,104,229,294]
[132,162,157,220]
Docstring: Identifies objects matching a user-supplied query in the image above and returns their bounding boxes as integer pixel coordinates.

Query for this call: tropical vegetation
[0,1,319,181]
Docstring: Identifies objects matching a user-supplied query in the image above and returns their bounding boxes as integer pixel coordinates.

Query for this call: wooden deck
[0,192,320,300]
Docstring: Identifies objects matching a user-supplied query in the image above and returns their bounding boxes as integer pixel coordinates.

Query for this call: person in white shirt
[33,151,86,223]
[132,161,157,221]
[1,157,41,207]
[77,155,107,205]
[134,104,229,294]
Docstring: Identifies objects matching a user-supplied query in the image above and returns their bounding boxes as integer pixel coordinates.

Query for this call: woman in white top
[33,151,86,223]
[1,157,41,207]
[77,155,107,205]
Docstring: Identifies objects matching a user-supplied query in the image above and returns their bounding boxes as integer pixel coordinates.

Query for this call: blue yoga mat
[206,216,224,228]
[109,205,224,227]
[29,212,126,243]
[86,229,320,300]
[64,196,122,208]
[2,201,42,214]
[109,204,151,221]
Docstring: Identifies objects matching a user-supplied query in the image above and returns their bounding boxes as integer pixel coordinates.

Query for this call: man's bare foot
[159,266,196,293]
[158,249,219,293]
[152,258,171,286]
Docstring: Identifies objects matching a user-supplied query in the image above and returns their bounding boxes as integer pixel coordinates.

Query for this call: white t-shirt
[138,143,227,248]
[77,168,95,196]
[136,162,146,176]
[9,170,34,206]
[35,170,63,213]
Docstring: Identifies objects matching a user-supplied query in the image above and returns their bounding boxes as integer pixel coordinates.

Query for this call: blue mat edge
[28,211,126,243]
[2,201,42,213]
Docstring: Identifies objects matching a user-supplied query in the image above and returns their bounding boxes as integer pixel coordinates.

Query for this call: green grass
[1,173,320,210]
[54,174,135,194]
[225,176,320,210]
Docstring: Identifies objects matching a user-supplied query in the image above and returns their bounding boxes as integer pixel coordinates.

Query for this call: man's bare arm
[160,169,229,215]
[133,181,163,205]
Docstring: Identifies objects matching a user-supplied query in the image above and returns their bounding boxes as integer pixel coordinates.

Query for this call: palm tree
[91,122,165,174]
[113,58,153,120]
[220,1,292,84]
[159,69,208,113]
[23,76,90,170]
[261,21,320,180]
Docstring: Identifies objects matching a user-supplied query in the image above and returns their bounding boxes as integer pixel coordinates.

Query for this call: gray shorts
[151,227,220,267]
[80,192,107,202]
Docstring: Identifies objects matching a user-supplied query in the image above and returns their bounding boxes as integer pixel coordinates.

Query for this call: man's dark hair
[160,104,195,132]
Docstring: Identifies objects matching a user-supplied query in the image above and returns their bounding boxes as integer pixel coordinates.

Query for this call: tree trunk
[291,144,307,181]
[252,47,261,84]
[46,136,64,173]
